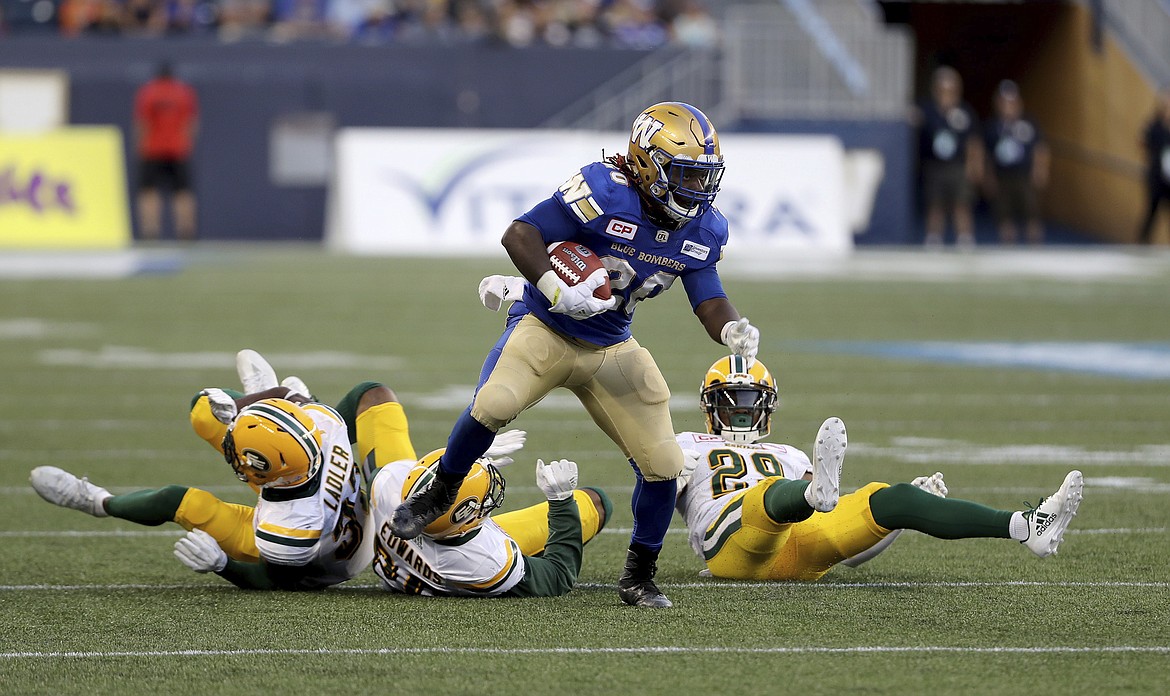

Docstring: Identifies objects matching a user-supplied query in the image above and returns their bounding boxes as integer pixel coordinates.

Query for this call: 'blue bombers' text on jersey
[513,161,729,347]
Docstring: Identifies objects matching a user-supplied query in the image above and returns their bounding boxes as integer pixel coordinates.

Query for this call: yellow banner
[0,127,131,248]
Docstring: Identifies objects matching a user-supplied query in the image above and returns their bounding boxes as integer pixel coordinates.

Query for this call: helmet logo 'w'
[631,113,665,149]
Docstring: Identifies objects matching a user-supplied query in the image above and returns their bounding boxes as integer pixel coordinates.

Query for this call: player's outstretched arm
[505,459,584,598]
[695,298,760,363]
[174,529,315,591]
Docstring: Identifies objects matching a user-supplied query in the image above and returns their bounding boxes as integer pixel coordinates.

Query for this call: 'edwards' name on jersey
[369,462,525,597]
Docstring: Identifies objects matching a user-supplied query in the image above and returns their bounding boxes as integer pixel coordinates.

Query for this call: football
[547,241,612,300]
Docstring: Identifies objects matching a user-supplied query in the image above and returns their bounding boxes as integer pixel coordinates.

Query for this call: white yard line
[2,645,1167,659]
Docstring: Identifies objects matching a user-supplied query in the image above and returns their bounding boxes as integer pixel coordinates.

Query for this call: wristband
[536,270,562,305]
[720,320,737,345]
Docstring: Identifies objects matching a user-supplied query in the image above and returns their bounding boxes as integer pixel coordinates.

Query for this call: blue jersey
[513,161,729,347]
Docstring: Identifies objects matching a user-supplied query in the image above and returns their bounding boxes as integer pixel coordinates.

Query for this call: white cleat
[1022,470,1083,558]
[806,417,846,512]
[911,471,948,498]
[281,376,312,400]
[29,466,111,517]
[236,349,278,394]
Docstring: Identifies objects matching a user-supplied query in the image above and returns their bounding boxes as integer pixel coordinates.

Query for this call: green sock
[869,483,1013,539]
[762,479,815,524]
[104,485,189,526]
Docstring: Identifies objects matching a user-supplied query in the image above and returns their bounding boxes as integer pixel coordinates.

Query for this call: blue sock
[629,461,677,551]
[439,407,495,478]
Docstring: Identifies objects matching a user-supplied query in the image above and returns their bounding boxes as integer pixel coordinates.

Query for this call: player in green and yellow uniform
[675,356,1085,580]
[30,351,607,591]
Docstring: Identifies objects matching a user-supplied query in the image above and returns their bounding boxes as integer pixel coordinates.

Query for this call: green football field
[2,246,1168,695]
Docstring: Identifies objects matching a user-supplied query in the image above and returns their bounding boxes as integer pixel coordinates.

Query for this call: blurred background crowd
[0,0,721,49]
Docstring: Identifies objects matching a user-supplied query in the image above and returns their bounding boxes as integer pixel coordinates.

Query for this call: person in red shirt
[134,61,199,242]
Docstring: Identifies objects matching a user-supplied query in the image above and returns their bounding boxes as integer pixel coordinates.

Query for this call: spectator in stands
[134,60,200,243]
[983,80,1049,245]
[217,0,271,42]
[122,0,168,36]
[1137,89,1170,245]
[164,0,220,35]
[605,0,667,49]
[669,0,717,49]
[914,66,982,248]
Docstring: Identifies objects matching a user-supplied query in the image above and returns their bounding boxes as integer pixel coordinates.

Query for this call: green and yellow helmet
[626,102,724,226]
[402,449,506,539]
[222,398,324,489]
[700,355,777,444]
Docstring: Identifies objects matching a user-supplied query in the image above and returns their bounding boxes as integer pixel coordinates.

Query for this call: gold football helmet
[700,355,777,444]
[222,398,324,489]
[402,449,506,539]
[627,101,724,226]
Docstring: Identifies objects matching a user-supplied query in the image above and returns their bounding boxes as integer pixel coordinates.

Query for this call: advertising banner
[0,127,131,249]
[327,128,849,256]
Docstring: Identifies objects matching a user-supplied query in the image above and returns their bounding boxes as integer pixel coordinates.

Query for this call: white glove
[721,317,760,365]
[479,275,526,312]
[537,269,616,320]
[676,449,703,494]
[484,429,526,462]
[200,388,238,424]
[911,472,948,498]
[535,458,578,501]
[174,528,228,573]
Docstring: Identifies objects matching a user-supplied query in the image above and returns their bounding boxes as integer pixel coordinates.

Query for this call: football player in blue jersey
[390,102,760,608]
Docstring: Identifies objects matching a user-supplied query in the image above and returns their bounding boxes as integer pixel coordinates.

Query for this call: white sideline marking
[36,347,404,371]
[2,645,1168,660]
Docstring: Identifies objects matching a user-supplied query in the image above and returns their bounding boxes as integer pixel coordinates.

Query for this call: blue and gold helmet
[627,102,725,225]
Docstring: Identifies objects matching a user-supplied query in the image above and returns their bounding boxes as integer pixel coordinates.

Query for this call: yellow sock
[174,488,259,563]
[495,489,602,556]
[356,402,417,479]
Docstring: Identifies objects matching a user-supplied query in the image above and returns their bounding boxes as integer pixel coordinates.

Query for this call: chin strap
[605,153,680,230]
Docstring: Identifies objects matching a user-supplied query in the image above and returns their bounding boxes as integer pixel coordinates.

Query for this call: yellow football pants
[705,481,892,581]
[174,488,258,563]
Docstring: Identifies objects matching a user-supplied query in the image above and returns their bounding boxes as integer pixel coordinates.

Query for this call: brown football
[547,241,611,300]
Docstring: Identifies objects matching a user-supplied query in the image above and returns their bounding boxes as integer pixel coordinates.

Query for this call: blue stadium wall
[0,39,913,244]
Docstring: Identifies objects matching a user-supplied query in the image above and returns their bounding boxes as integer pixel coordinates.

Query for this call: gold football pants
[470,314,683,481]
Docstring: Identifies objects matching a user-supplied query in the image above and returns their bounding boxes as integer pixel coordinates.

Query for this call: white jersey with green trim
[675,431,813,559]
[252,403,373,589]
[368,462,526,597]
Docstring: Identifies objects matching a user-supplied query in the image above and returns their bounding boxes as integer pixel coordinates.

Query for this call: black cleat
[617,545,672,608]
[389,474,460,540]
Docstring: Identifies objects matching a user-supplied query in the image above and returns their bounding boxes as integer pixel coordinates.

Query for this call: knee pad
[469,382,522,431]
[638,438,684,482]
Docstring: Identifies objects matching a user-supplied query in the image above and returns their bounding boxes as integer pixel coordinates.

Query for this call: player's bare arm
[501,220,554,283]
[695,296,741,343]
